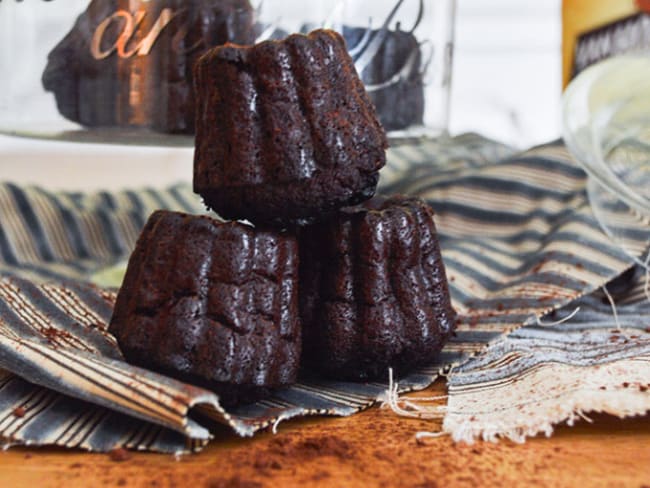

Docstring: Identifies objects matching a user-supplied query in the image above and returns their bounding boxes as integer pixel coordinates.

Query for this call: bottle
[563,0,650,89]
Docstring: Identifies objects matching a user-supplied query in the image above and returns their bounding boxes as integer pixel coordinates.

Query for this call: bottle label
[572,10,650,78]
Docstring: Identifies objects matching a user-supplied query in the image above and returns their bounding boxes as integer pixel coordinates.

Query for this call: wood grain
[0,381,648,488]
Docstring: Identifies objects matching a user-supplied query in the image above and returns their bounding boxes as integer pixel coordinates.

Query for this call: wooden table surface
[0,381,648,488]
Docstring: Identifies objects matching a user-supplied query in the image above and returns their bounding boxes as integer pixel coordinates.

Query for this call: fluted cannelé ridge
[193,29,388,226]
[109,210,300,406]
[299,196,457,381]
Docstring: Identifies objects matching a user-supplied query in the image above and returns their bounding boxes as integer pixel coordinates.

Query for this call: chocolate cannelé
[299,196,456,380]
[109,210,301,406]
[193,29,388,226]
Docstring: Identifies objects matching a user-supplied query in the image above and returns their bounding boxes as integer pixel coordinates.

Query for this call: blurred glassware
[233,0,457,138]
[563,53,650,267]
[0,0,261,146]
[0,0,264,145]
[0,0,455,146]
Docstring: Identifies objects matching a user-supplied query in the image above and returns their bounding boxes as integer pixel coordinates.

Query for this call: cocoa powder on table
[206,476,262,488]
[228,434,357,481]
[266,435,354,463]
[108,448,131,463]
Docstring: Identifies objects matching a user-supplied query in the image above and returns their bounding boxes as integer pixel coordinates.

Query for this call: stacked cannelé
[109,29,455,405]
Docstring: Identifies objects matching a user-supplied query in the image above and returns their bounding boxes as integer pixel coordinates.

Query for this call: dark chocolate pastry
[109,210,300,406]
[42,0,256,133]
[193,29,388,226]
[343,26,425,132]
[299,196,456,381]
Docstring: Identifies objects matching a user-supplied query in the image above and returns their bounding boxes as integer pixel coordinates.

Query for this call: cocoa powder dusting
[252,454,282,472]
[206,476,262,488]
[267,435,354,462]
[108,448,131,462]
[42,326,74,343]
[36,374,644,488]
[297,436,353,460]
[12,406,26,418]
[311,470,331,482]
[412,481,439,488]
[530,262,545,274]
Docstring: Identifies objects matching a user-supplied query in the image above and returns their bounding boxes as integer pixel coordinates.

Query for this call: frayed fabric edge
[442,359,650,445]
[448,400,650,445]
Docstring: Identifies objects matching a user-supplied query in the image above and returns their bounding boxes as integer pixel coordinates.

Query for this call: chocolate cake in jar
[343,25,425,131]
[42,0,256,134]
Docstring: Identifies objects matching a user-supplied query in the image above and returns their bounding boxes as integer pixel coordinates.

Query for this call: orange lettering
[90,8,185,60]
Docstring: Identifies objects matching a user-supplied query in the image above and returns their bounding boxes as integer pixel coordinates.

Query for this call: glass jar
[0,0,260,145]
[258,0,457,138]
[334,0,456,137]
[0,0,455,145]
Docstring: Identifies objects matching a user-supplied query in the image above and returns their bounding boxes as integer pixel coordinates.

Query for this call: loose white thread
[381,368,448,431]
[535,307,581,327]
[415,431,448,442]
[601,285,622,333]
[381,369,450,442]
[381,368,448,418]
[576,410,594,423]
[440,364,455,378]
[643,250,650,302]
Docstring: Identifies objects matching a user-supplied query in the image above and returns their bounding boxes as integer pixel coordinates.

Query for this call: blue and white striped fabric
[0,135,645,453]
[444,271,650,443]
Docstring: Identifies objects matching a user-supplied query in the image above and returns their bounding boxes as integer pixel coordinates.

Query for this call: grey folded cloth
[0,135,645,453]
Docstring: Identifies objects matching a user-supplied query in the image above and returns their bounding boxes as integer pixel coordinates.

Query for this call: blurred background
[451,0,561,146]
[0,0,563,189]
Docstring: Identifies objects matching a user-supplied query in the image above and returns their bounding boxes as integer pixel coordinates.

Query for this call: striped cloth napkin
[0,134,646,453]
